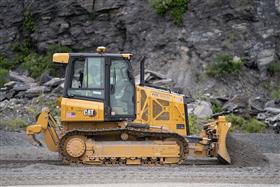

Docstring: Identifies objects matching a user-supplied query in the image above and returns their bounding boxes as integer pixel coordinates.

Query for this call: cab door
[107,57,135,121]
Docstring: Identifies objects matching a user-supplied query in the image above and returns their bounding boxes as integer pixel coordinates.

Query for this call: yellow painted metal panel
[133,86,187,136]
[60,98,104,122]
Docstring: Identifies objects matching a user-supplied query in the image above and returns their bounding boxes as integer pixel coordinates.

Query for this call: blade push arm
[26,107,60,152]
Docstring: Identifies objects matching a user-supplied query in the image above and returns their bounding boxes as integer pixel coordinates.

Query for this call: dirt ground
[0,131,279,186]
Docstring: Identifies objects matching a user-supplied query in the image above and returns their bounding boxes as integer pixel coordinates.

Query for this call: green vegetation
[211,102,223,113]
[0,7,70,85]
[0,119,27,131]
[46,99,59,116]
[15,43,71,78]
[226,114,266,133]
[206,53,243,78]
[188,114,201,134]
[0,68,8,87]
[267,62,280,76]
[0,55,16,86]
[272,87,280,99]
[0,55,17,69]
[12,40,32,65]
[149,0,189,25]
[23,9,35,32]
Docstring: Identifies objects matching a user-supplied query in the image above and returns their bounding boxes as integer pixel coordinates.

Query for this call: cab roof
[53,53,132,64]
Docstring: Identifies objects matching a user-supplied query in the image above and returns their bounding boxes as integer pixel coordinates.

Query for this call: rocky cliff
[0,0,280,98]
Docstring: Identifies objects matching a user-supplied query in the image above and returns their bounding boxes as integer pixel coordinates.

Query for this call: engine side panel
[133,86,188,136]
[60,98,104,122]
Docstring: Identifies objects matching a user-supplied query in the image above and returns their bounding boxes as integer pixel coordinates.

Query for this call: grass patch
[0,68,8,87]
[206,53,243,78]
[188,114,201,134]
[271,87,280,99]
[149,0,189,25]
[226,114,266,133]
[0,119,28,131]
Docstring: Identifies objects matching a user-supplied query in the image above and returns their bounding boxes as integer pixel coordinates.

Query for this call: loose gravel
[0,131,279,185]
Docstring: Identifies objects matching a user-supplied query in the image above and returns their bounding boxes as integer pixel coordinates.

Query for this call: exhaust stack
[140,57,146,86]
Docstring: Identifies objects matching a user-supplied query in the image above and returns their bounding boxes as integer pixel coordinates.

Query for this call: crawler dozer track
[59,129,188,165]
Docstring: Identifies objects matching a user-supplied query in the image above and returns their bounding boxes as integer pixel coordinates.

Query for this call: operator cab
[54,47,135,121]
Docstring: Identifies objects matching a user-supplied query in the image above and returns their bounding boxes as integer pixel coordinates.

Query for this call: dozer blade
[216,116,231,164]
[27,134,43,147]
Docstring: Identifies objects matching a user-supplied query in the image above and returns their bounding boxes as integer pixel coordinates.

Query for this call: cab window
[110,59,135,116]
[68,57,104,99]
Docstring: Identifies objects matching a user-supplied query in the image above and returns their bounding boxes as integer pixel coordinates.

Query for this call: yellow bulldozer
[26,47,231,165]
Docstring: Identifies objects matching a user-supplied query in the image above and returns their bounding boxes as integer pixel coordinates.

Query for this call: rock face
[0,0,279,97]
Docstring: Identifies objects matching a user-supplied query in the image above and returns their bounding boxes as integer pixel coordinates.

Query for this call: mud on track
[0,131,279,185]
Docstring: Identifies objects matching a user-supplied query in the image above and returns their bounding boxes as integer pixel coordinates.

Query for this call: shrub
[23,9,35,32]
[226,114,266,133]
[12,40,32,64]
[188,114,201,134]
[267,62,280,76]
[17,44,71,78]
[243,118,266,133]
[211,101,223,113]
[22,53,50,77]
[0,55,17,69]
[0,68,8,87]
[149,0,189,25]
[206,53,243,78]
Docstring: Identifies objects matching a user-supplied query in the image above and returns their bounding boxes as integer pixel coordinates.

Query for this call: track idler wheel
[65,136,86,158]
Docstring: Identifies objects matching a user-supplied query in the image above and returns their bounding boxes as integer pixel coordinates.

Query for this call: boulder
[276,0,280,14]
[24,86,51,98]
[9,71,35,83]
[264,107,280,114]
[0,91,6,102]
[264,100,280,108]
[248,97,266,114]
[222,95,249,114]
[39,73,52,85]
[52,83,64,94]
[4,81,17,89]
[0,87,8,91]
[43,78,64,88]
[266,114,280,123]
[188,100,213,118]
[13,83,29,92]
[5,90,16,100]
[257,49,275,77]
[0,100,9,109]
[135,69,174,86]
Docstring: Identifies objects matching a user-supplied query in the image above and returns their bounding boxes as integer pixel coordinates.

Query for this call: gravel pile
[232,133,280,153]
[226,134,269,167]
